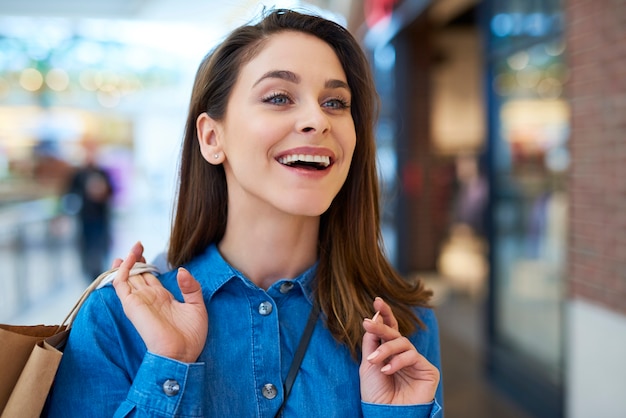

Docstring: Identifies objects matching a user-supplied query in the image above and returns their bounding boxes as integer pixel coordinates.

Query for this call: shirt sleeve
[115,353,205,417]
[361,399,443,417]
[44,286,206,418]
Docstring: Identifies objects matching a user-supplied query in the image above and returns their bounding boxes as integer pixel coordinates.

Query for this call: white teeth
[278,154,331,167]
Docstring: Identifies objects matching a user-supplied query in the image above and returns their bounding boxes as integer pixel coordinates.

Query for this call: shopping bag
[0,324,68,417]
[0,262,159,418]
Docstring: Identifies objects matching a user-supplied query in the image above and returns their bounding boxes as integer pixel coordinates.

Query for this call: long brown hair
[169,9,432,358]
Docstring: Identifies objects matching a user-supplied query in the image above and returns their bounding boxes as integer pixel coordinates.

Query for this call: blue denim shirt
[46,244,443,417]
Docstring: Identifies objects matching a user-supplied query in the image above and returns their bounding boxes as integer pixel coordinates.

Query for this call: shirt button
[279,281,294,294]
[162,379,180,396]
[258,301,273,316]
[262,383,278,400]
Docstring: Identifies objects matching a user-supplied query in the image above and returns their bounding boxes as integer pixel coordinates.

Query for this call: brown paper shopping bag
[0,262,159,418]
[0,325,68,418]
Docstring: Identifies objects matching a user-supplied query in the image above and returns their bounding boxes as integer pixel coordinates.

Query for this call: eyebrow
[325,78,350,91]
[254,70,299,86]
[253,70,350,91]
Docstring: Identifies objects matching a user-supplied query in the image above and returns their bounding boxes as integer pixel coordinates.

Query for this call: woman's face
[206,31,356,218]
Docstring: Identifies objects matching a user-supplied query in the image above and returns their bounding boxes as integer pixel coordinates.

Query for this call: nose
[296,102,330,135]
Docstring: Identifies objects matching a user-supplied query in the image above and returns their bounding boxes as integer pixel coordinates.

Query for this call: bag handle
[57,263,160,332]
[274,304,319,418]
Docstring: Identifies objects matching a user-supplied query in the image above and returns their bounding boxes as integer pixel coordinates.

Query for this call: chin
[283,199,334,218]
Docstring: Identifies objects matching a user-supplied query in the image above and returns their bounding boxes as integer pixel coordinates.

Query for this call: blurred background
[0,0,623,417]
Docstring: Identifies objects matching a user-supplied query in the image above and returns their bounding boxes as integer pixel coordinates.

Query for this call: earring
[214,153,220,159]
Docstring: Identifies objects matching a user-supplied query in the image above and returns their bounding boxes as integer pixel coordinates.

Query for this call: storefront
[358,0,569,416]
[482,1,568,416]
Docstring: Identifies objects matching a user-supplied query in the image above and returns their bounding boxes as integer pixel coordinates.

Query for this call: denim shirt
[46,244,443,417]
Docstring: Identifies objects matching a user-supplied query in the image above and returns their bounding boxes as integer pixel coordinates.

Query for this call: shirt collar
[184,244,318,305]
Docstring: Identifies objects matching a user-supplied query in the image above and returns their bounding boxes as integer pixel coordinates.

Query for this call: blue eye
[323,98,350,109]
[263,93,292,105]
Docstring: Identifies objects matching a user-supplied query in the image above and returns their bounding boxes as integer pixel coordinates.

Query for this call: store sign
[364,0,401,28]
[491,12,564,38]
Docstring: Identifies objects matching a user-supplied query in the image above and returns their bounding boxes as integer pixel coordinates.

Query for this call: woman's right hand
[112,244,209,363]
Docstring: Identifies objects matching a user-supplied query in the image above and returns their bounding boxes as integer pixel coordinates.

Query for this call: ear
[197,112,224,165]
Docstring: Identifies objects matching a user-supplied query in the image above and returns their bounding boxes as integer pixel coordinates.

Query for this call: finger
[112,251,137,298]
[367,336,413,367]
[111,258,123,269]
[373,297,399,330]
[365,335,409,367]
[112,242,144,270]
[126,273,163,296]
[128,273,149,292]
[130,241,146,264]
[362,314,402,343]
[380,346,434,376]
[141,272,162,287]
[361,314,383,362]
[177,268,204,306]
[118,251,137,279]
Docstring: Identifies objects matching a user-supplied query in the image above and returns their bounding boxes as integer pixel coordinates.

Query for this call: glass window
[491,35,569,385]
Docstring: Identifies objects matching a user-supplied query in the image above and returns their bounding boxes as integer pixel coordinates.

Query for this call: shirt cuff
[362,399,443,418]
[125,352,205,416]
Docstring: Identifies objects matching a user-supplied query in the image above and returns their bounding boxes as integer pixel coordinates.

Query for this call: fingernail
[381,364,391,373]
[366,350,379,361]
[372,311,380,322]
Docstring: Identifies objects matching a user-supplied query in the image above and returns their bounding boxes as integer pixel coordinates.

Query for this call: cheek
[339,125,357,177]
[343,117,356,142]
[240,114,288,146]
[342,123,357,159]
[223,115,269,151]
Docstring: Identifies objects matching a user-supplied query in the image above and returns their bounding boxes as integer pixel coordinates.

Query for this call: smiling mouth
[277,154,331,170]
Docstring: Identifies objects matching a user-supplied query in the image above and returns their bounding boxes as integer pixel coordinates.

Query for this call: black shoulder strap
[275,304,319,418]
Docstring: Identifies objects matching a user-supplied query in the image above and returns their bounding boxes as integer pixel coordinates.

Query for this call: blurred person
[64,140,114,281]
[452,153,488,236]
[46,9,442,417]
[437,154,489,298]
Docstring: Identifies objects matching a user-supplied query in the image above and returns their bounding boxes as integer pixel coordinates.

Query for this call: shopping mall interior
[2,0,624,417]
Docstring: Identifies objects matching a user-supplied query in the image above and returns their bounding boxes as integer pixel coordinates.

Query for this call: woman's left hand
[359,297,440,405]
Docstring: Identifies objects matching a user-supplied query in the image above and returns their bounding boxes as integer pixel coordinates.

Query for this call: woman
[46,9,442,417]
